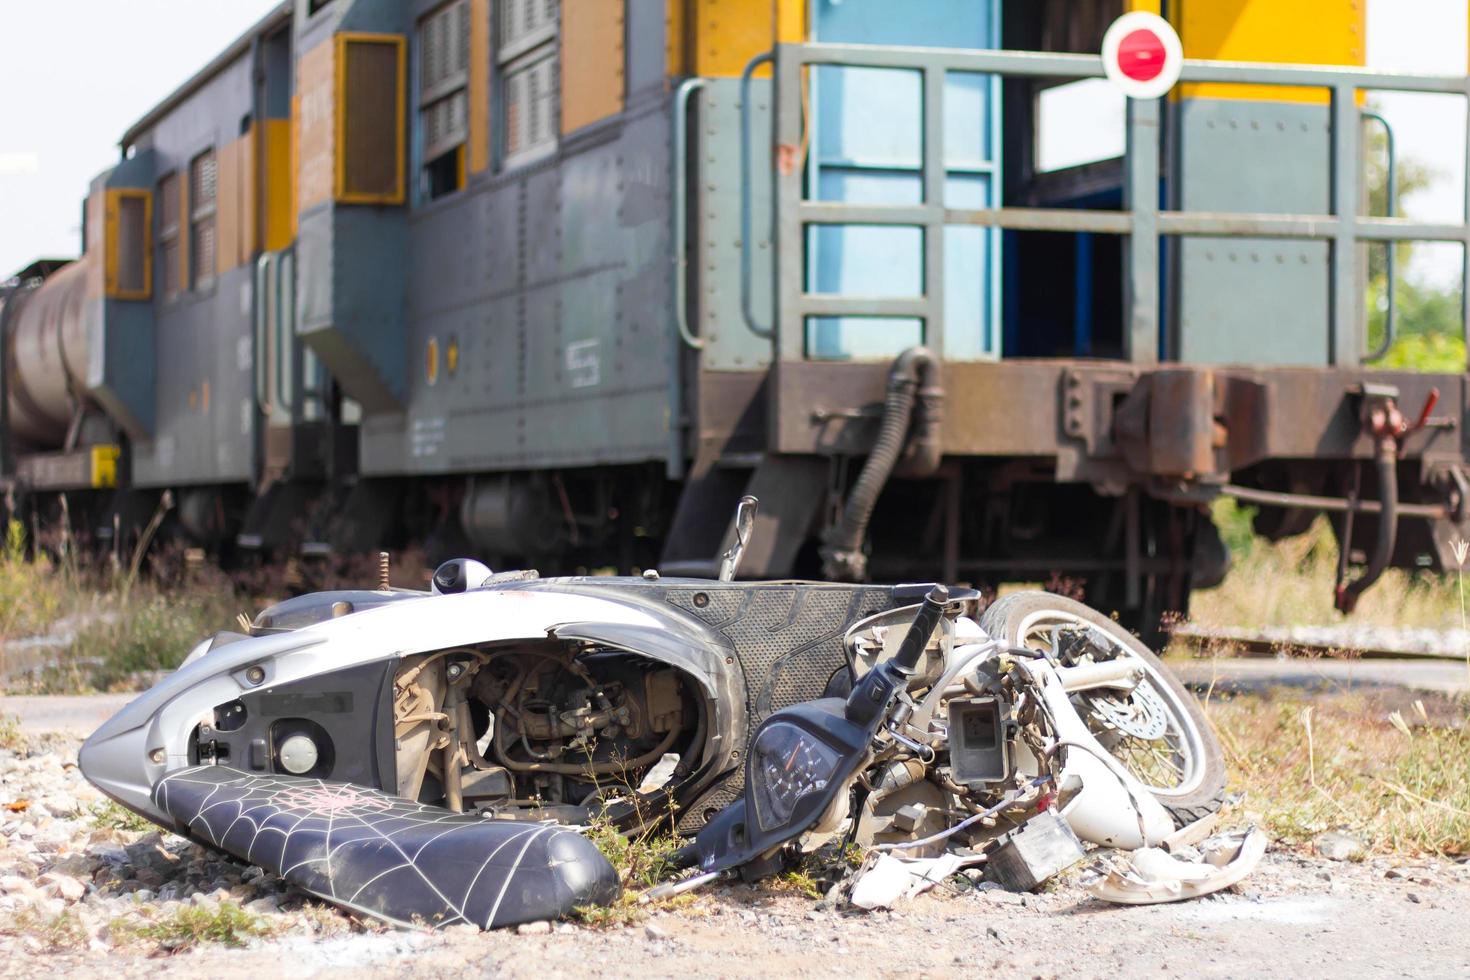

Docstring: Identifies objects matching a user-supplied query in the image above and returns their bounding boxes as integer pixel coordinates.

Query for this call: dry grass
[0,713,25,753]
[1202,689,1470,857]
[0,519,64,640]
[0,519,248,694]
[1191,500,1462,630]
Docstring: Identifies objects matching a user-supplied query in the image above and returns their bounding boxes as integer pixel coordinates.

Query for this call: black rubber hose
[1335,446,1398,614]
[821,347,940,580]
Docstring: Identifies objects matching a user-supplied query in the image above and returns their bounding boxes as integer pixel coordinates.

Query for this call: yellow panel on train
[562,0,625,133]
[1177,0,1366,103]
[686,0,806,77]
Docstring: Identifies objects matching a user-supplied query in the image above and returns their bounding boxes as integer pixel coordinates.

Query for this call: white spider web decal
[153,766,619,929]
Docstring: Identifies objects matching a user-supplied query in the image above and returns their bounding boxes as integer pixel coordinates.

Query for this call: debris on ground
[1315,831,1367,862]
[3,734,1470,975]
[1087,827,1268,905]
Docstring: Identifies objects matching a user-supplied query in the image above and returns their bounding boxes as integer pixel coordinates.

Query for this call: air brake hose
[820,347,943,581]
[1335,444,1398,614]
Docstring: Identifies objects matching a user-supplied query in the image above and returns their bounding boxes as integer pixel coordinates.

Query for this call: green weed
[114,901,271,951]
[87,799,156,833]
[0,907,90,950]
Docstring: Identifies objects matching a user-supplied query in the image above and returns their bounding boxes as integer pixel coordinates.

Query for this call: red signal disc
[1117,28,1167,82]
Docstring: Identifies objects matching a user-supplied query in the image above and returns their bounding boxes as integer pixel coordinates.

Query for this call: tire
[979,591,1227,827]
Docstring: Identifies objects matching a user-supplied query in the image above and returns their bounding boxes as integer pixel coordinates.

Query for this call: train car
[4,0,1470,639]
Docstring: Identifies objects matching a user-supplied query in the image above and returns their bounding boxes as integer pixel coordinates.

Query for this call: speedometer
[748,722,842,831]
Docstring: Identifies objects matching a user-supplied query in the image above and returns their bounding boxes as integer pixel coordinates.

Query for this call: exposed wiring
[875,776,1051,852]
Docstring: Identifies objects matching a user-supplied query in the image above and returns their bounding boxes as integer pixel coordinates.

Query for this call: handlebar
[892,584,949,671]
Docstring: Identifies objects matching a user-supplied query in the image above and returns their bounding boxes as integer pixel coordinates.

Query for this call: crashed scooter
[654,581,1242,904]
[79,498,1237,928]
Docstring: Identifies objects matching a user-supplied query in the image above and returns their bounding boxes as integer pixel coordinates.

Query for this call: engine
[392,643,701,823]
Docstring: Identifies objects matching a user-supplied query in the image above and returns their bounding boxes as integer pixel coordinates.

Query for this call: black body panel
[154,766,619,929]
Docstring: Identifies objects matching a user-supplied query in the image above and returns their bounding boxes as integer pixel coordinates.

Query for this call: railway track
[1171,622,1470,661]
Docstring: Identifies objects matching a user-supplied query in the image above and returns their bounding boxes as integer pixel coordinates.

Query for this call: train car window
[336,34,407,204]
[308,0,333,14]
[498,0,558,168]
[419,0,470,201]
[105,189,152,301]
[189,149,218,291]
[157,171,182,301]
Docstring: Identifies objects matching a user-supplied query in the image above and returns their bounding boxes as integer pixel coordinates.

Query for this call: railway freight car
[5,0,1470,640]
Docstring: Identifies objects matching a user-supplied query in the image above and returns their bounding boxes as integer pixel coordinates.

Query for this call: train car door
[805,0,1001,361]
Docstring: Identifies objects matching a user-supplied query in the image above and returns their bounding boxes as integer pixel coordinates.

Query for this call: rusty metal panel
[1147,369,1216,477]
[772,359,1070,458]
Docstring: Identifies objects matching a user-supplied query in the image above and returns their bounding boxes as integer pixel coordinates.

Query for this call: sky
[0,0,283,274]
[0,0,1467,283]
[1366,0,1468,286]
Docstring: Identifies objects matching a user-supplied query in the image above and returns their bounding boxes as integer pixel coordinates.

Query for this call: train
[4,0,1470,640]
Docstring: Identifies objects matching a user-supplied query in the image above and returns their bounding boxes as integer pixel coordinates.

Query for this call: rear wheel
[979,591,1227,826]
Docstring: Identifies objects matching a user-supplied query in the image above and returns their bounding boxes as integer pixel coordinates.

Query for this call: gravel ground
[4,732,1470,978]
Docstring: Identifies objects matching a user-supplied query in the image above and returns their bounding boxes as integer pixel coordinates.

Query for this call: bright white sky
[0,1,283,274]
[0,0,1466,283]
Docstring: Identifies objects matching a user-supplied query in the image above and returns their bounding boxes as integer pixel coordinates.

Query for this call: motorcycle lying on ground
[79,500,1231,928]
[656,583,1229,901]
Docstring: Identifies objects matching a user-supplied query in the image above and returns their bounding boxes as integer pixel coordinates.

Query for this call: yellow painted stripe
[776,0,804,42]
[289,94,301,236]
[1125,0,1162,13]
[1178,0,1366,103]
[469,0,490,174]
[561,0,625,134]
[262,118,295,251]
[90,445,120,489]
[667,0,686,76]
[695,0,784,77]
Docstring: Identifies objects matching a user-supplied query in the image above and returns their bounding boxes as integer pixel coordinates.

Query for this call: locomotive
[4,0,1470,638]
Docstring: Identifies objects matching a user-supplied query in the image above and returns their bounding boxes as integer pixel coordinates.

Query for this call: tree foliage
[1361,106,1463,371]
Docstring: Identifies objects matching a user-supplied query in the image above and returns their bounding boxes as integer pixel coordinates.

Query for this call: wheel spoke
[1021,616,1199,796]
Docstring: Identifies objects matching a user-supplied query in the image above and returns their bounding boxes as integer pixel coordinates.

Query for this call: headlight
[749,722,841,832]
